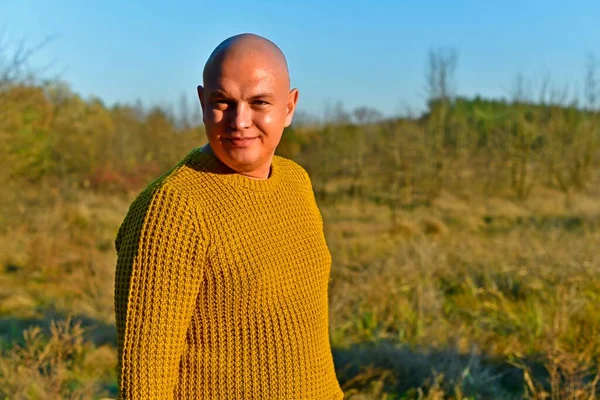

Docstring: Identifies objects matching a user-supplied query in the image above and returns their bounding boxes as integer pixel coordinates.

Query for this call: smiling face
[197,36,299,179]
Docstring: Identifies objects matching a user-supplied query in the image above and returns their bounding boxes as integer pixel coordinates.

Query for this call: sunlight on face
[199,54,298,179]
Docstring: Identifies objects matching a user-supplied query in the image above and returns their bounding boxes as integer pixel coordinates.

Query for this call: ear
[284,88,299,128]
[197,85,206,122]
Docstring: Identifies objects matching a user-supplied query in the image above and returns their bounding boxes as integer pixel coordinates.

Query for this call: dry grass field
[1,62,599,397]
[1,176,599,399]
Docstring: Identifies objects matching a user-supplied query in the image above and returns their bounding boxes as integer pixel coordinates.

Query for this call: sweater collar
[188,147,283,193]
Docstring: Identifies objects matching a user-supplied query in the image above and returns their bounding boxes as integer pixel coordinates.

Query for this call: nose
[229,102,252,131]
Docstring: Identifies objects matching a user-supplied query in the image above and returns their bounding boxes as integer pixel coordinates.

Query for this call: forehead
[204,54,288,95]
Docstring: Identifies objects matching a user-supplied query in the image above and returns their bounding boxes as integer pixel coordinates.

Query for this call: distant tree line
[281,94,599,211]
[2,42,599,217]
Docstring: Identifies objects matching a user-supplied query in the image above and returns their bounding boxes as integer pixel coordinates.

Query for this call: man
[114,33,344,399]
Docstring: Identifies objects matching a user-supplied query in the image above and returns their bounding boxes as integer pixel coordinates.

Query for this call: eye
[253,100,270,106]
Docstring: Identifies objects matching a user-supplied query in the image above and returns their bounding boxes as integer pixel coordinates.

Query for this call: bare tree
[423,47,458,198]
[352,106,382,125]
[508,73,532,104]
[191,102,203,127]
[585,53,598,110]
[538,73,551,105]
[177,92,191,130]
[425,48,458,103]
[0,29,57,89]
[347,106,382,204]
[323,100,351,124]
[291,110,320,128]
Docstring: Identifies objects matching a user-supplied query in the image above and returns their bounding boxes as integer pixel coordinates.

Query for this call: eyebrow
[249,93,275,100]
[208,90,276,101]
[208,89,229,99]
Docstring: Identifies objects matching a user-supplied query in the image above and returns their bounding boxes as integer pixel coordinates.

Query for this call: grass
[1,180,599,399]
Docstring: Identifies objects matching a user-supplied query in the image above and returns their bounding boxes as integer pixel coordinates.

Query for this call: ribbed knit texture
[114,148,343,399]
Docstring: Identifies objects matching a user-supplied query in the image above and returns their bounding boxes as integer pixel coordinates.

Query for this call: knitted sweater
[114,148,343,399]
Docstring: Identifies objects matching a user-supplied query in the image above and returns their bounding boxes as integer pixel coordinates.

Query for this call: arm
[114,183,207,399]
[299,166,324,226]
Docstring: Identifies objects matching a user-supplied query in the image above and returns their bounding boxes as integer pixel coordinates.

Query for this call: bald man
[114,34,344,399]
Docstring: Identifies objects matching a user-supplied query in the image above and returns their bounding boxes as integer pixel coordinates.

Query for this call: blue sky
[1,0,599,118]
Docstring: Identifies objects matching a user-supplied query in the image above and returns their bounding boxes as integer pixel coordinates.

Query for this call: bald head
[203,33,290,90]
[197,33,299,179]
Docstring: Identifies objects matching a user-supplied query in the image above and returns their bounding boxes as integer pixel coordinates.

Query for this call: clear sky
[1,0,599,118]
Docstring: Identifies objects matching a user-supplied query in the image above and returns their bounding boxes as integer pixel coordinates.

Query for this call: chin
[224,150,262,170]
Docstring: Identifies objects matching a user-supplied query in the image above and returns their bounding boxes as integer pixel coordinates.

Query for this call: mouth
[225,137,258,148]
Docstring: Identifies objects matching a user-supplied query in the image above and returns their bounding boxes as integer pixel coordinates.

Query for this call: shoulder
[132,147,220,205]
[273,154,307,174]
[115,149,208,248]
[273,155,313,188]
[127,149,201,207]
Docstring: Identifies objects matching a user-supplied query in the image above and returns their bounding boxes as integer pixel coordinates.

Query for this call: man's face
[198,54,298,177]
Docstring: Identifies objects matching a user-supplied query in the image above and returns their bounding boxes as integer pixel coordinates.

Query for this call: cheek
[256,110,283,135]
[209,110,224,125]
[262,113,274,125]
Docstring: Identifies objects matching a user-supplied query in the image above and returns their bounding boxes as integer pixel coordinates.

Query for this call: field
[1,77,600,398]
[1,176,600,399]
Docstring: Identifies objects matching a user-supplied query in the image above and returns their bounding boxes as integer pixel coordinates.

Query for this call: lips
[226,137,258,148]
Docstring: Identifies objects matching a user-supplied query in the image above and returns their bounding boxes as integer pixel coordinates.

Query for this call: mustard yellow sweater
[114,148,343,399]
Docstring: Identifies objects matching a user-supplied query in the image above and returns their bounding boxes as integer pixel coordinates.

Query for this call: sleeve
[114,183,208,399]
[299,165,324,226]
